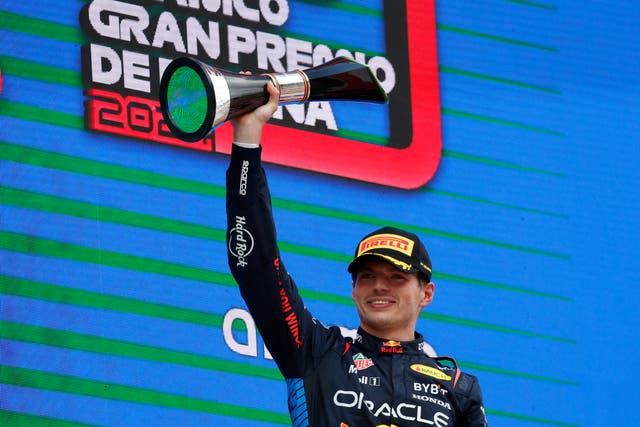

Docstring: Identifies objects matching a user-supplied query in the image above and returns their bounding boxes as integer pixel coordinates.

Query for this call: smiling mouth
[368,300,395,308]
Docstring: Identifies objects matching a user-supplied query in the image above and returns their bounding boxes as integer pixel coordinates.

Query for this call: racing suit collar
[355,327,426,355]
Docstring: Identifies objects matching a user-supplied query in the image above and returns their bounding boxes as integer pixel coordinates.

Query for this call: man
[226,82,487,426]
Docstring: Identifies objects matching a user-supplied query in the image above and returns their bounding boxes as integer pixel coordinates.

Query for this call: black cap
[347,226,432,281]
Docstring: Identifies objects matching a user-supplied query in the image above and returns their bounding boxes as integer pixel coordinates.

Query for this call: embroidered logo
[352,353,374,371]
[410,364,452,381]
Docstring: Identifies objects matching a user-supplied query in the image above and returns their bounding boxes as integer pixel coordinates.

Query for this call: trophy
[159,57,388,142]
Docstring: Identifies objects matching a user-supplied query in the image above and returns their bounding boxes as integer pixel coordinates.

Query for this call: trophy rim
[159,57,216,142]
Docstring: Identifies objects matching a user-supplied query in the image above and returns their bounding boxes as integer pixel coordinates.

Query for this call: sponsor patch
[358,234,414,257]
[239,160,249,195]
[410,364,451,381]
[228,215,254,267]
[334,390,450,427]
[380,340,403,354]
[358,376,381,386]
[352,353,374,371]
[413,382,448,396]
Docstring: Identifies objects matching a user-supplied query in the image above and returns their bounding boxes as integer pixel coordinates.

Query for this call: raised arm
[225,83,331,377]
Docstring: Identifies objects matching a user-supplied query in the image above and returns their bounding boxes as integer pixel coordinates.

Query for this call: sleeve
[456,373,489,427]
[225,143,337,378]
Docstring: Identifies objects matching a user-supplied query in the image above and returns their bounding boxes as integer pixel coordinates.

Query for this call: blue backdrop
[1,1,639,426]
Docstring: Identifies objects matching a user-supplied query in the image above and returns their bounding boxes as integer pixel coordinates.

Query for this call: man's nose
[372,277,390,292]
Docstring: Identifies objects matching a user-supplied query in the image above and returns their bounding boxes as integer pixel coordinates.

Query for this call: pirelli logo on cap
[358,233,414,257]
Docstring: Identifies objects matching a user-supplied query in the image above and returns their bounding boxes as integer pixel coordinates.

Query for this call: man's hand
[232,76,280,145]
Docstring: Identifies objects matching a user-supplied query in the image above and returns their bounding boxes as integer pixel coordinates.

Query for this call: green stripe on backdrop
[294,0,382,17]
[0,88,565,169]
[0,52,567,191]
[486,408,580,427]
[0,319,576,385]
[506,0,558,11]
[0,55,80,87]
[0,275,575,382]
[0,159,568,229]
[435,271,571,301]
[0,141,224,196]
[0,275,235,330]
[277,29,382,58]
[0,53,564,135]
[437,24,558,52]
[298,105,564,139]
[0,410,95,427]
[0,185,571,300]
[0,274,576,379]
[0,8,565,140]
[0,230,236,286]
[0,186,347,263]
[0,141,569,259]
[0,52,566,175]
[439,66,561,94]
[0,92,565,178]
[0,364,578,426]
[0,100,83,129]
[0,274,576,383]
[2,54,564,96]
[442,108,564,136]
[272,198,569,259]
[0,9,556,56]
[457,358,577,385]
[0,365,291,424]
[335,128,389,145]
[420,311,574,344]
[0,233,573,342]
[423,188,568,219]
[0,11,84,43]
[0,320,282,381]
[441,149,565,177]
[0,187,228,245]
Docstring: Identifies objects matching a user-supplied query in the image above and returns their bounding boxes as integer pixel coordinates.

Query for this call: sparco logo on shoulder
[229,215,254,267]
[239,160,249,195]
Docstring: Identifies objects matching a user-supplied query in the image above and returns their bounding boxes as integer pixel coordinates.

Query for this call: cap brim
[348,252,418,274]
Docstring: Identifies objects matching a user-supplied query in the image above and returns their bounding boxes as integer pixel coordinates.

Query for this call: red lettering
[279,288,293,313]
[361,237,409,253]
[285,311,302,347]
[274,256,302,348]
[86,89,125,130]
[127,101,153,132]
[85,88,213,152]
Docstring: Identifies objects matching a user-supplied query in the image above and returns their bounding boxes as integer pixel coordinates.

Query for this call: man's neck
[359,325,416,342]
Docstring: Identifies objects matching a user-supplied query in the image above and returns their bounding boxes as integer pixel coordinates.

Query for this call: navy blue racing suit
[226,144,488,427]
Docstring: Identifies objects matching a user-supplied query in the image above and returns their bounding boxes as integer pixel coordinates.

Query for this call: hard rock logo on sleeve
[228,216,254,267]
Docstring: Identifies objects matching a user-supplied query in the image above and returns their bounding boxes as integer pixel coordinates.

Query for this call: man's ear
[420,282,435,308]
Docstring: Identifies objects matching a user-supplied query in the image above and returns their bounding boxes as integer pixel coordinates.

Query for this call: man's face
[351,259,434,341]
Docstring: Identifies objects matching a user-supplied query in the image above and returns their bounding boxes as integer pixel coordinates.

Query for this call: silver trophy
[159,57,388,142]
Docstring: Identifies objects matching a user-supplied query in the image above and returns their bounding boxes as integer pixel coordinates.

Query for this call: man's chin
[362,314,397,331]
